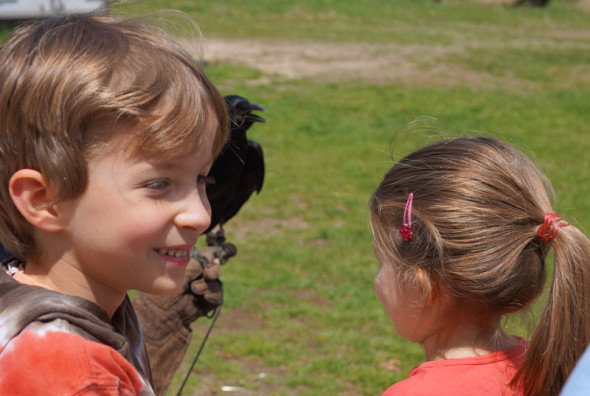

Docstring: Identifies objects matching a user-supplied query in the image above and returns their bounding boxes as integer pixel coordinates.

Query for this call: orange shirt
[383,338,527,396]
[0,262,154,395]
[0,327,151,395]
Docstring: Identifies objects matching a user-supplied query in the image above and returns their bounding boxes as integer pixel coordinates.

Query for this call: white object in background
[0,0,109,20]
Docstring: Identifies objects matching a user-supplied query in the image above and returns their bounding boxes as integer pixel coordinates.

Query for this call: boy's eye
[145,179,170,190]
[198,175,216,186]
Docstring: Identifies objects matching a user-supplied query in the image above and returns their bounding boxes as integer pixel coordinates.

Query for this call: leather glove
[185,245,224,318]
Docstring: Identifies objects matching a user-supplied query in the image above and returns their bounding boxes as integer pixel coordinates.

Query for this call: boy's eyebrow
[147,160,176,169]
[143,154,215,171]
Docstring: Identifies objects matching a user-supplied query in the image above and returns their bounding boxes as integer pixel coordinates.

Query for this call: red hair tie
[537,212,569,243]
[399,193,414,241]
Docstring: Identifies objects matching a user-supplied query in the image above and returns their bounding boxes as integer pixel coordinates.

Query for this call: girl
[370,137,590,396]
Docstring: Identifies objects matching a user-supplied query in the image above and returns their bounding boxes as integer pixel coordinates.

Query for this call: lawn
[3,1,589,395]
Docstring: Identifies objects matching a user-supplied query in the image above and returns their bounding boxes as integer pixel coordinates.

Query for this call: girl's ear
[9,169,63,232]
[413,267,437,307]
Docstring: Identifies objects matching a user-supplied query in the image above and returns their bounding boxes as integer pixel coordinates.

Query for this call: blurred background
[1,1,589,395]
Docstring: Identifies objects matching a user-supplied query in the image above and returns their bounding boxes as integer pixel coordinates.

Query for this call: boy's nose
[175,190,212,234]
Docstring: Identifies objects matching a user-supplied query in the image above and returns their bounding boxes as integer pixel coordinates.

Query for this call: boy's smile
[45,132,215,314]
[154,246,192,261]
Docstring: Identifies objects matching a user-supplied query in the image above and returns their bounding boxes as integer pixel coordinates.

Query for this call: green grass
[3,1,589,395]
[0,23,15,41]
[447,46,590,84]
[115,0,590,43]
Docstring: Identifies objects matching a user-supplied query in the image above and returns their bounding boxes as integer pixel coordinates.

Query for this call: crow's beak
[246,113,267,123]
[245,103,267,123]
[249,103,266,113]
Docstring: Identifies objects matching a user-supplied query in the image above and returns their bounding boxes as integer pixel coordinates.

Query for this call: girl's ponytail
[514,224,590,396]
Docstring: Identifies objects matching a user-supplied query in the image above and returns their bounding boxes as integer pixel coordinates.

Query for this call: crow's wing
[217,140,264,226]
[241,139,264,194]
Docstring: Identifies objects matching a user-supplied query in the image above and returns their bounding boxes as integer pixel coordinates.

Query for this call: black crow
[205,95,266,234]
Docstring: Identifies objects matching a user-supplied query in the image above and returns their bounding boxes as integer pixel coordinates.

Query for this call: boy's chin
[146,278,185,296]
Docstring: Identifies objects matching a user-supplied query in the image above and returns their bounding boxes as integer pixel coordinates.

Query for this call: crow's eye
[145,179,170,190]
[198,175,215,186]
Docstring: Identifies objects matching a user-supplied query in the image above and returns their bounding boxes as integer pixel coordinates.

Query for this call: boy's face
[58,131,214,299]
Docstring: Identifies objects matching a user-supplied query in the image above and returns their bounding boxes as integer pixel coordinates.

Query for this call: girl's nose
[175,189,212,234]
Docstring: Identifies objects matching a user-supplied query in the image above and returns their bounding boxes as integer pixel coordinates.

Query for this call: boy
[0,13,228,394]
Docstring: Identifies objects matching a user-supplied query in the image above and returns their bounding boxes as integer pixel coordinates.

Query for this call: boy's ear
[9,169,62,232]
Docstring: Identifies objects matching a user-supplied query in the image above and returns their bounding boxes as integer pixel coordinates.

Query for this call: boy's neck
[422,316,519,361]
[22,256,125,318]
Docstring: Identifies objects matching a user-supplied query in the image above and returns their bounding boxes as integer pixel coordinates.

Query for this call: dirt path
[203,37,483,86]
[202,35,589,89]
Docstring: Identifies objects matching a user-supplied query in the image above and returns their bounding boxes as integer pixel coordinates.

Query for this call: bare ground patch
[202,34,589,90]
[204,38,492,87]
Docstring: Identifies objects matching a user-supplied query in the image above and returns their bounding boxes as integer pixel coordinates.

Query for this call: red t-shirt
[0,328,150,395]
[382,338,528,396]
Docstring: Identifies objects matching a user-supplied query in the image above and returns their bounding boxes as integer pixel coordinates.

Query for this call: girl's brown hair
[370,137,590,396]
[0,13,229,260]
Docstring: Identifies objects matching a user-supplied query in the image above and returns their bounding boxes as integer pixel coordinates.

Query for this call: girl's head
[0,14,228,259]
[370,137,552,324]
[371,136,590,395]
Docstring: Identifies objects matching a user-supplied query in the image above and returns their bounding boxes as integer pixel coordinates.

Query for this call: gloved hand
[132,243,236,395]
[184,245,224,318]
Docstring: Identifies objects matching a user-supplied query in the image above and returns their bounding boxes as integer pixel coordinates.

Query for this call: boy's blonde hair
[370,137,590,396]
[0,14,229,260]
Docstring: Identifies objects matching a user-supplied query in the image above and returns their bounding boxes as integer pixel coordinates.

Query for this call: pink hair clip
[537,212,569,243]
[398,193,414,241]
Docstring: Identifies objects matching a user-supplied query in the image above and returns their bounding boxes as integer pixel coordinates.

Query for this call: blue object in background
[0,243,13,262]
[561,346,590,395]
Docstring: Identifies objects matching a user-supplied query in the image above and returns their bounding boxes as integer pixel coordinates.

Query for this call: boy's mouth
[154,248,190,258]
